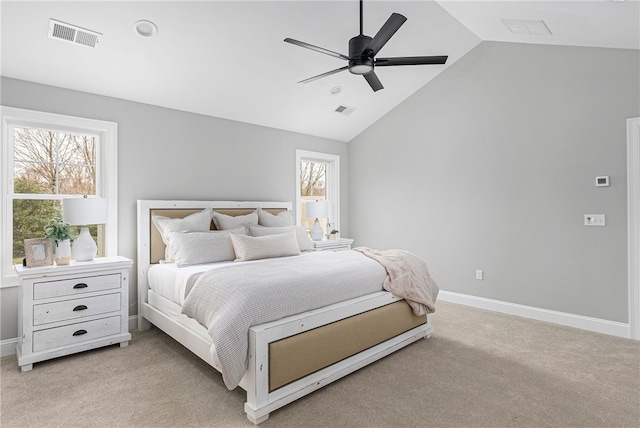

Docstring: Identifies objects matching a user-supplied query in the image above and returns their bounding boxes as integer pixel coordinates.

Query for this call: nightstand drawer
[33,293,121,326]
[32,316,121,352]
[33,273,121,300]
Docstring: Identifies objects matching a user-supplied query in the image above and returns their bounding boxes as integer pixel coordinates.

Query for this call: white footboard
[243,291,432,424]
[140,290,431,425]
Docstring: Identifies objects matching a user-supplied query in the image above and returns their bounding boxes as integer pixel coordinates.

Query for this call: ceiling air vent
[48,19,102,49]
[334,105,356,116]
[501,19,552,36]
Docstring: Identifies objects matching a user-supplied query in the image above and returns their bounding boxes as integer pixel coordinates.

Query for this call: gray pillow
[152,208,212,261]
[230,230,300,261]
[167,226,246,267]
[248,225,313,251]
[212,210,258,230]
[258,209,293,227]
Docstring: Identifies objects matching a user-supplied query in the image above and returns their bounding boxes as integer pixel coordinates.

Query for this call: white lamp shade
[63,197,108,225]
[306,200,329,219]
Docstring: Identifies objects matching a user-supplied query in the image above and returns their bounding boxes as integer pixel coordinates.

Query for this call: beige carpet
[1,301,638,427]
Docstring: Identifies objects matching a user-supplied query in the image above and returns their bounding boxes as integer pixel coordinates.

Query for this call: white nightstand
[14,256,133,372]
[311,238,354,251]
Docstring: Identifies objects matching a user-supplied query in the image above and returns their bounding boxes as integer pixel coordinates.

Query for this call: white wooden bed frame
[137,199,433,424]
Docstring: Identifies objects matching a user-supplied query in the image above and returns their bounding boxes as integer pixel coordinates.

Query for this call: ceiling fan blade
[363,71,384,92]
[364,13,407,57]
[375,56,448,66]
[299,66,349,84]
[284,38,349,61]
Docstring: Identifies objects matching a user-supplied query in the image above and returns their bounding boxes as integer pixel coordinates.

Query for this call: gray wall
[349,41,639,323]
[0,76,349,341]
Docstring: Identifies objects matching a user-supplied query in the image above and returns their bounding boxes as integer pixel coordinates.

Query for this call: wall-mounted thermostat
[596,176,609,187]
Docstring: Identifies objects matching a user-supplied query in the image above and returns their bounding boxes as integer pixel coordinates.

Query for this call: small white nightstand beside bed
[311,237,354,251]
[14,256,132,372]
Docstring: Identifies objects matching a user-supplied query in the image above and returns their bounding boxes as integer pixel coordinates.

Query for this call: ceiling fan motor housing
[348,35,374,74]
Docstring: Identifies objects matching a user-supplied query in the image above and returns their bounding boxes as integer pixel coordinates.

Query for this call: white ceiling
[1,1,638,142]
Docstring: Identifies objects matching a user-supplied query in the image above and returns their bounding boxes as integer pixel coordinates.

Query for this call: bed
[137,200,435,424]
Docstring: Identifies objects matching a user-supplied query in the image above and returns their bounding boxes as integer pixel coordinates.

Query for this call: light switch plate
[584,214,605,226]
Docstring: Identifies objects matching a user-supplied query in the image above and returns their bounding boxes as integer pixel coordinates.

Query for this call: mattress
[147,262,233,305]
[147,254,313,305]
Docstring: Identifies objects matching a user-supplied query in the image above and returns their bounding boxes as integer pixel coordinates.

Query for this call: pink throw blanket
[353,247,439,315]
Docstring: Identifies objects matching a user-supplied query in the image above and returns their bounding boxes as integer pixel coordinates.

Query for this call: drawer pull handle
[73,305,88,312]
[72,329,87,336]
[73,283,88,289]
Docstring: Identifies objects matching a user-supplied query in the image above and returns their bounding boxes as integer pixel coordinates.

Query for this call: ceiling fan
[284,0,448,92]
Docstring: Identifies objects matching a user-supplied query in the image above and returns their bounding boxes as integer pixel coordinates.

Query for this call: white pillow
[230,230,300,261]
[167,227,246,267]
[248,225,313,252]
[212,210,258,230]
[152,208,212,261]
[258,209,293,227]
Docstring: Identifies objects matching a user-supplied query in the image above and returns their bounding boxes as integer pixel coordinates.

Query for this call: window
[296,150,340,237]
[1,107,118,286]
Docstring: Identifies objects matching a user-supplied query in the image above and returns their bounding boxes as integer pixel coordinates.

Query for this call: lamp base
[310,219,324,241]
[72,227,98,262]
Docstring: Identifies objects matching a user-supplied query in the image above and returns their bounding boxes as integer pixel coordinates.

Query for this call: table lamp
[306,200,329,241]
[63,196,107,261]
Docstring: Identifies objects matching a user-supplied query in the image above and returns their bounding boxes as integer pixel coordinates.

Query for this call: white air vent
[48,19,102,49]
[501,19,552,36]
[334,104,356,116]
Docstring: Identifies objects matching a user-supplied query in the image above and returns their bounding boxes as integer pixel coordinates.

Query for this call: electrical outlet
[475,270,483,280]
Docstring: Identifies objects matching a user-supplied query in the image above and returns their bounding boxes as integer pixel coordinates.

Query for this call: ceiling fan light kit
[285,0,448,92]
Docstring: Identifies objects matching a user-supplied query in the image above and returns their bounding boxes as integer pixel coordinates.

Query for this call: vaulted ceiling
[1,1,638,142]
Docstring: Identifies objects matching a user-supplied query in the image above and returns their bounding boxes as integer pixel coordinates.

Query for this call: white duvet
[181,250,387,390]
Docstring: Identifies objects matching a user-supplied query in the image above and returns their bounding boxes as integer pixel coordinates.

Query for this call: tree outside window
[299,160,327,233]
[296,150,339,237]
[12,127,99,263]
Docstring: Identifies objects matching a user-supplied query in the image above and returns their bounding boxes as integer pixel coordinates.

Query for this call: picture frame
[24,238,53,267]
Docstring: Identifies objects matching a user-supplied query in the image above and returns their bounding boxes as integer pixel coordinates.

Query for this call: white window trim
[1,106,118,288]
[295,149,340,231]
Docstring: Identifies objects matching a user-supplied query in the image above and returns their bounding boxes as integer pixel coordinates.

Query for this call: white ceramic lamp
[306,200,329,241]
[63,196,107,262]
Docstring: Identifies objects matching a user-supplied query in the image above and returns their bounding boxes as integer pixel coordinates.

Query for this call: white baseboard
[438,290,631,339]
[1,316,140,358]
[1,337,18,358]
[128,315,138,331]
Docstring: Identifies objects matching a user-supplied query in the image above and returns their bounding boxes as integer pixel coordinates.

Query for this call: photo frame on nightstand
[23,238,53,267]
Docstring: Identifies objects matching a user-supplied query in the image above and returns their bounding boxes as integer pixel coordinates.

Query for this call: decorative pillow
[230,230,300,261]
[248,225,313,252]
[212,210,258,230]
[167,226,246,267]
[258,209,293,227]
[152,208,212,261]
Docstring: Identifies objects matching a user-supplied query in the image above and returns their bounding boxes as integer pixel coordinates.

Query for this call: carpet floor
[1,301,638,427]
